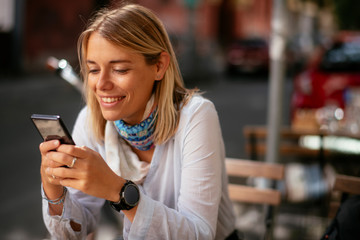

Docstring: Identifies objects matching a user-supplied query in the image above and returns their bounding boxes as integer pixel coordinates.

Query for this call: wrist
[42,180,64,200]
[109,178,126,202]
[109,180,140,211]
[43,187,67,205]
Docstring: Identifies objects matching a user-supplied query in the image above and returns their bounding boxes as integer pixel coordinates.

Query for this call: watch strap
[109,180,139,211]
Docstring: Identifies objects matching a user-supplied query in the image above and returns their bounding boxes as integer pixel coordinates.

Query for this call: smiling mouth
[101,96,125,103]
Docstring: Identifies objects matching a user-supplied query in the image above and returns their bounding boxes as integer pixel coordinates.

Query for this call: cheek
[137,72,156,90]
[87,76,96,91]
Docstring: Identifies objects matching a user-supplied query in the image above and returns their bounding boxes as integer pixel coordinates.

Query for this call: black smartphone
[30,114,75,145]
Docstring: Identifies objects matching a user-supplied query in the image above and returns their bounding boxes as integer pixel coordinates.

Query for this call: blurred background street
[1,0,360,239]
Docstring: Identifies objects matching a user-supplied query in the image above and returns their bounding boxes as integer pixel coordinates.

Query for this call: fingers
[57,144,89,159]
[42,164,62,186]
[46,166,78,180]
[46,151,80,169]
[39,140,60,155]
[40,141,80,184]
[44,144,87,168]
[63,144,89,156]
[40,141,63,182]
[44,145,88,181]
[40,140,86,159]
[45,169,63,184]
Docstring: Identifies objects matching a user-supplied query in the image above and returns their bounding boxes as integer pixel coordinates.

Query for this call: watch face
[124,184,140,206]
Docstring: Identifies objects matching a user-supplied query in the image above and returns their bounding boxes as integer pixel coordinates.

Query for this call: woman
[40,3,237,239]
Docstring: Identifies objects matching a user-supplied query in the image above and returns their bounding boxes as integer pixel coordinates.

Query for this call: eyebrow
[86,59,132,64]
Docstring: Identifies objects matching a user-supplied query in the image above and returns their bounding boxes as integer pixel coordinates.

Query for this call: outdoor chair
[225,158,285,240]
[320,174,360,239]
[328,174,360,218]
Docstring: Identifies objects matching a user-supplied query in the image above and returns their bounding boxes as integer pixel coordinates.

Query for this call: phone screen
[31,114,75,145]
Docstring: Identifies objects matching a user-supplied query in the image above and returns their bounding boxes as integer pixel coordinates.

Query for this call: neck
[132,146,155,163]
[114,107,157,151]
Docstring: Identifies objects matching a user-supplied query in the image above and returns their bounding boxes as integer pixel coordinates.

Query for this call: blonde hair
[78,3,196,144]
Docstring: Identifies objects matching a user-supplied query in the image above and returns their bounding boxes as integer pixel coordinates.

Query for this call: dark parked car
[226,38,269,75]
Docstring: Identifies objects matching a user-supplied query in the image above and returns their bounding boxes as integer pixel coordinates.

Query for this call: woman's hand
[40,140,138,222]
[40,140,64,188]
[43,142,124,202]
[40,140,67,216]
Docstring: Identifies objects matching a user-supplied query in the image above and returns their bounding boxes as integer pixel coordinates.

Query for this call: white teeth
[101,97,122,103]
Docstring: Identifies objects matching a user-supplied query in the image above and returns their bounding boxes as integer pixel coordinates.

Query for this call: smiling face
[86,32,158,125]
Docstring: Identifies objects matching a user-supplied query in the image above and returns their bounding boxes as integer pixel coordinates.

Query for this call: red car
[291,32,360,127]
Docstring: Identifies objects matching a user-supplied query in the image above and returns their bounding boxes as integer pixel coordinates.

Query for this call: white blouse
[42,95,236,239]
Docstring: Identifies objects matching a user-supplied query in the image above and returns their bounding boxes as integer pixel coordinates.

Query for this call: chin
[101,110,122,122]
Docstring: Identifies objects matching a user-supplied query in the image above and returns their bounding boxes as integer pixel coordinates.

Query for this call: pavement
[0,71,329,240]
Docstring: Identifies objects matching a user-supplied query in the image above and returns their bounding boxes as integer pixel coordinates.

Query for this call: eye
[114,69,129,74]
[88,68,99,74]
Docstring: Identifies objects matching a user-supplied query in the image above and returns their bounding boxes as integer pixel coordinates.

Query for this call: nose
[96,71,113,91]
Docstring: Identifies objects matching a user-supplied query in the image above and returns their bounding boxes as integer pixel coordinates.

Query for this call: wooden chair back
[225,158,285,206]
[225,158,285,240]
[328,174,360,218]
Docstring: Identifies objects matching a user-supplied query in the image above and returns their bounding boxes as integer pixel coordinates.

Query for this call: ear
[155,52,170,81]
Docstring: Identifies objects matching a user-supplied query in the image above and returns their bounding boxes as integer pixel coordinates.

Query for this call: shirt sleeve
[127,98,225,239]
[42,107,105,239]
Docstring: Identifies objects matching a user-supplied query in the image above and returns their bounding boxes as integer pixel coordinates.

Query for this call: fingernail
[45,167,50,173]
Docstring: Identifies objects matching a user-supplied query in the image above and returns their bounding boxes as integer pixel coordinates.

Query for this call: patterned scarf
[113,95,156,151]
[114,110,156,151]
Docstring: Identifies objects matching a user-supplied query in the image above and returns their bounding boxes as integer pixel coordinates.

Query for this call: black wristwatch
[109,180,140,211]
